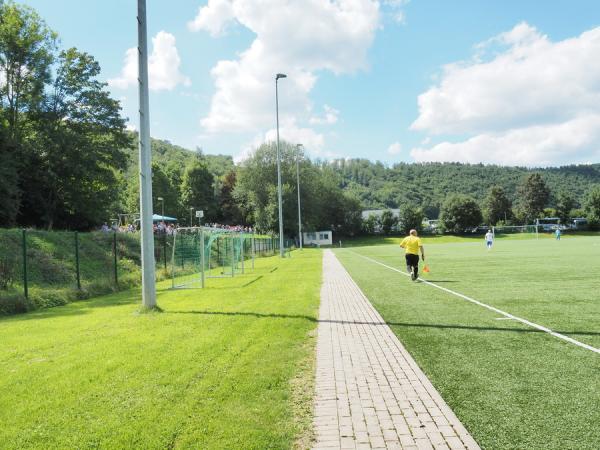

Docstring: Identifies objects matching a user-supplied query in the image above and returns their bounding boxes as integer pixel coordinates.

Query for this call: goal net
[171,227,278,289]
[170,227,205,288]
[492,224,538,237]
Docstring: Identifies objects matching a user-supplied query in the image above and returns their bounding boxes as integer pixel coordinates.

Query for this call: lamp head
[276,73,287,80]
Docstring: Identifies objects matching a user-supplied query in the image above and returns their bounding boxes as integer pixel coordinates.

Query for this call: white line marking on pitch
[347,250,600,355]
[495,317,514,321]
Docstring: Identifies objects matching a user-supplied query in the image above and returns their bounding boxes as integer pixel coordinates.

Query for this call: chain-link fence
[171,228,294,289]
[0,229,293,313]
[0,229,176,314]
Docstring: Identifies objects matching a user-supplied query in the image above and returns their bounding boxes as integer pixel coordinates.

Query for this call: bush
[398,204,425,235]
[584,185,600,230]
[0,255,16,290]
[440,194,482,233]
[0,293,34,314]
[379,210,398,235]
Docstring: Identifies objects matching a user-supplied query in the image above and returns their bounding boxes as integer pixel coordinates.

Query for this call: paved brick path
[312,250,480,450]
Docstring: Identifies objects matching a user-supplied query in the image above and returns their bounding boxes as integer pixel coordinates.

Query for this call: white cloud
[264,123,325,152]
[109,31,190,91]
[309,105,340,125]
[188,0,235,36]
[235,119,327,163]
[387,142,402,155]
[411,114,600,167]
[191,0,379,139]
[411,23,600,166]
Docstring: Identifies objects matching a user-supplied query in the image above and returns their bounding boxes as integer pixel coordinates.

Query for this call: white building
[303,231,333,246]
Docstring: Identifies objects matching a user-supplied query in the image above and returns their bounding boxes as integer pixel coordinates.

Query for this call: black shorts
[405,254,419,267]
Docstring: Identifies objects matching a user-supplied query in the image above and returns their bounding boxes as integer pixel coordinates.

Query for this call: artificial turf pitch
[335,235,600,450]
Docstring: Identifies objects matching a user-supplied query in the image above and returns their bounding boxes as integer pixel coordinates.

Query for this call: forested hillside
[331,159,600,218]
[1,2,599,234]
[117,134,235,224]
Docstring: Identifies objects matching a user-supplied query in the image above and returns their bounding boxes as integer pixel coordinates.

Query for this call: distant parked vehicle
[571,218,588,230]
[537,217,561,231]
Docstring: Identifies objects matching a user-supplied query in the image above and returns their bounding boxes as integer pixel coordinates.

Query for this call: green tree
[235,141,361,236]
[482,186,512,225]
[124,162,180,222]
[0,131,19,225]
[0,2,57,224]
[584,185,600,230]
[362,213,378,234]
[440,194,482,233]
[217,170,243,224]
[33,48,130,229]
[398,204,425,234]
[181,159,216,223]
[515,173,550,224]
[379,209,398,235]
[0,2,57,140]
[555,191,576,225]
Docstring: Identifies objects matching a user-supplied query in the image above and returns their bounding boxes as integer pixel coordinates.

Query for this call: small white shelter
[303,231,332,246]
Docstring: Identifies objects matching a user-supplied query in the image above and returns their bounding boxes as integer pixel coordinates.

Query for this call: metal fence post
[75,231,81,290]
[163,233,167,271]
[231,235,235,277]
[241,235,245,274]
[171,232,176,289]
[200,229,205,288]
[22,229,28,299]
[251,236,255,269]
[113,231,118,287]
[217,237,221,269]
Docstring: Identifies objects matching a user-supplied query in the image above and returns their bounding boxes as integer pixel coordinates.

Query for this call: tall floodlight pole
[137,0,156,308]
[158,196,164,219]
[296,144,303,249]
[275,73,287,257]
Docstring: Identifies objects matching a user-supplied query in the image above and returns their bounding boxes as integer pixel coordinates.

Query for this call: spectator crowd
[100,221,254,235]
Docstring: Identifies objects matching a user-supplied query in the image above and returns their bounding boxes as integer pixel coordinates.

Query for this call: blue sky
[19,0,600,166]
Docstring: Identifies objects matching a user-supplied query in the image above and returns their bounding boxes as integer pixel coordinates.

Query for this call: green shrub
[0,254,17,290]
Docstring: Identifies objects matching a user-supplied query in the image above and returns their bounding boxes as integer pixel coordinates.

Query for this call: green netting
[170,228,291,289]
[493,225,538,235]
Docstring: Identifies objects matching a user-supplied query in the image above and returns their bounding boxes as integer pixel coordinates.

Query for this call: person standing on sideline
[400,229,425,281]
[555,228,561,240]
[485,229,494,249]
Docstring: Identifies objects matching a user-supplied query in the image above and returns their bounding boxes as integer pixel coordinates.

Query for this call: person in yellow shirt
[400,229,425,281]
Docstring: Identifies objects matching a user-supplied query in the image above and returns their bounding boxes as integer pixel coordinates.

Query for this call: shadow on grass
[166,309,318,322]
[164,310,600,337]
[0,291,141,322]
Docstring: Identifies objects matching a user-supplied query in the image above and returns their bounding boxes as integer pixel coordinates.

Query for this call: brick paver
[312,250,480,450]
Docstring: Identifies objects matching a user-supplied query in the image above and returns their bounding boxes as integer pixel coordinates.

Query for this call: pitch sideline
[345,249,600,356]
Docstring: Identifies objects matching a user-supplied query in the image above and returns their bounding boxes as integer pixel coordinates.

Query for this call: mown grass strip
[0,250,322,449]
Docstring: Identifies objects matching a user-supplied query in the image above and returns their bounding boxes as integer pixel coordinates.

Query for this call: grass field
[335,235,600,450]
[0,250,321,449]
[339,230,583,248]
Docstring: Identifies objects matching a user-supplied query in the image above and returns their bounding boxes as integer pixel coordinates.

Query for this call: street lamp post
[157,196,166,270]
[275,73,287,257]
[157,197,164,220]
[296,144,303,249]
